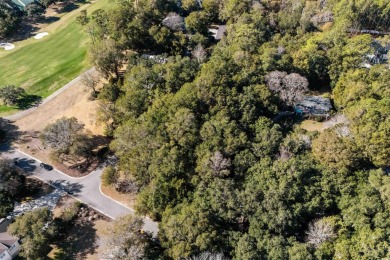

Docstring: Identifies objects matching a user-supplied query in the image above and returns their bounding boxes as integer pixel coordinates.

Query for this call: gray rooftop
[296,96,332,115]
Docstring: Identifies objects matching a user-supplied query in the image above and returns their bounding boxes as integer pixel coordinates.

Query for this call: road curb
[15,148,95,180]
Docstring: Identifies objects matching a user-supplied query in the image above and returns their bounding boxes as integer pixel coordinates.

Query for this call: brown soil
[300,120,325,132]
[101,184,136,209]
[11,70,107,177]
[14,79,104,136]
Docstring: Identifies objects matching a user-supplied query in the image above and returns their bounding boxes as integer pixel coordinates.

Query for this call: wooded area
[75,0,389,258]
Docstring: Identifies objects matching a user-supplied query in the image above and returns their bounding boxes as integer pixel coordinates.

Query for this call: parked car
[39,163,53,171]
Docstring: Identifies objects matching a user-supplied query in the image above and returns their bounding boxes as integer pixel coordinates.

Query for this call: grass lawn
[0,0,110,115]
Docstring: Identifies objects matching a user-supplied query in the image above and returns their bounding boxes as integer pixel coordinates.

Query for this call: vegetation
[41,117,93,161]
[78,0,390,258]
[0,159,26,217]
[0,85,25,105]
[0,0,57,37]
[0,0,111,115]
[101,166,119,186]
[8,208,56,260]
[100,214,160,259]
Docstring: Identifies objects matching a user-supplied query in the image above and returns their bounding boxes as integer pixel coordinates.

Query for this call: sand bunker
[34,32,49,39]
[0,43,15,50]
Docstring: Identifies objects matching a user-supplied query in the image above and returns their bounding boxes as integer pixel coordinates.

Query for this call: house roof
[0,219,18,249]
[0,243,8,255]
[11,0,35,7]
[215,25,227,40]
[296,96,332,114]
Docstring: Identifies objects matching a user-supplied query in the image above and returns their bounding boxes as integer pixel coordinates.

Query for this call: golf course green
[0,0,109,115]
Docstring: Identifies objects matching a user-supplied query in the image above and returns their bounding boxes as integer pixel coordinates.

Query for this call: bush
[0,192,13,217]
[60,201,81,222]
[101,166,119,186]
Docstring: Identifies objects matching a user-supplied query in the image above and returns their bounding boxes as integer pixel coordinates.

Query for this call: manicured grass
[0,0,110,115]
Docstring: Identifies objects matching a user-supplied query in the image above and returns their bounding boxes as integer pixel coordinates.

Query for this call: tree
[346,98,390,168]
[90,39,124,79]
[100,214,151,260]
[81,69,100,98]
[312,129,361,171]
[25,2,45,19]
[0,2,22,37]
[265,71,309,106]
[182,0,201,13]
[306,218,337,248]
[41,117,85,154]
[162,13,185,31]
[76,10,90,26]
[192,44,207,63]
[0,85,25,106]
[185,11,210,34]
[0,192,13,217]
[8,208,55,260]
[190,251,228,260]
[0,158,25,197]
[101,166,119,186]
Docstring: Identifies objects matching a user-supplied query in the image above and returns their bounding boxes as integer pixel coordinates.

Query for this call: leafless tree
[193,44,207,63]
[190,252,228,260]
[311,11,334,26]
[306,218,336,248]
[209,151,231,177]
[265,71,287,93]
[41,117,85,153]
[81,69,100,98]
[100,215,148,260]
[265,71,309,106]
[162,12,185,31]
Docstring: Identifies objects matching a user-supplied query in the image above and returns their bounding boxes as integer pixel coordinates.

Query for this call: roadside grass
[0,0,109,116]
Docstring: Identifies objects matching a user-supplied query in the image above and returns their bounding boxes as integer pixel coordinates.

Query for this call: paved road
[1,147,158,236]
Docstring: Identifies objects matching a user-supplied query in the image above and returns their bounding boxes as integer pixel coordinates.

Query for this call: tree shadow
[38,15,60,24]
[5,22,40,42]
[58,219,98,259]
[16,94,42,109]
[0,118,22,148]
[14,157,38,174]
[51,180,83,195]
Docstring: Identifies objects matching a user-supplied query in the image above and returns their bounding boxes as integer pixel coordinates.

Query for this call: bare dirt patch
[101,184,136,209]
[300,114,349,133]
[300,120,325,132]
[13,77,104,135]
[9,71,107,177]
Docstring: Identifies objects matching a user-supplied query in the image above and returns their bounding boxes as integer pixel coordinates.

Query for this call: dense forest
[79,0,390,258]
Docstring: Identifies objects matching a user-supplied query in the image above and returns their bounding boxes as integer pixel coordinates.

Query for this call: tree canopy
[79,0,390,258]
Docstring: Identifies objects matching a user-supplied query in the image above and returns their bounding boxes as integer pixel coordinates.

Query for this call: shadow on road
[15,157,38,173]
[51,180,83,195]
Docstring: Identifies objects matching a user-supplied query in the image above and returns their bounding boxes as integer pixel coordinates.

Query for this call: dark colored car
[39,163,53,171]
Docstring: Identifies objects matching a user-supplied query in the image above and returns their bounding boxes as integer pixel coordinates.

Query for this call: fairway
[0,0,109,115]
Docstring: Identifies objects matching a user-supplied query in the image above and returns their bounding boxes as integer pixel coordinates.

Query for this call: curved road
[1,147,158,236]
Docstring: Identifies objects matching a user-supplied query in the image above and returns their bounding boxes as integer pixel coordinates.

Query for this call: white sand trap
[0,43,15,51]
[34,32,49,39]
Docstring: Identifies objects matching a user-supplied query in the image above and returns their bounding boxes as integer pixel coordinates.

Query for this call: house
[295,96,332,118]
[0,219,20,260]
[11,0,36,9]
[208,25,227,40]
[362,41,390,68]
